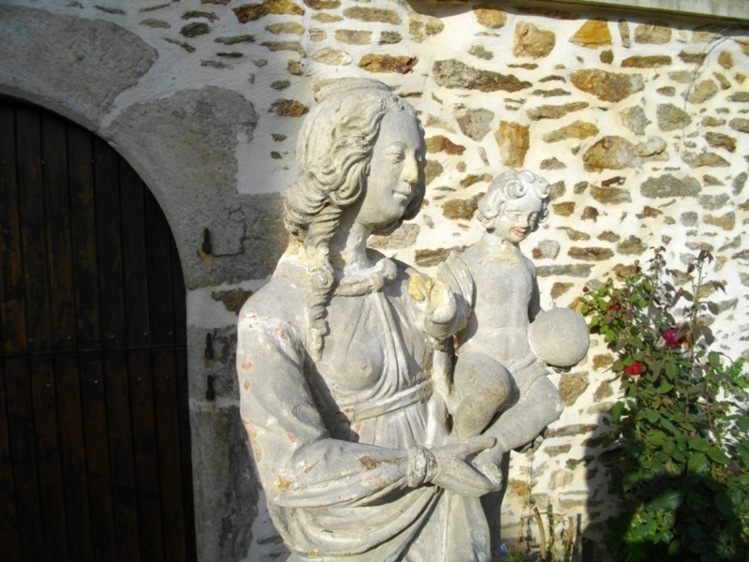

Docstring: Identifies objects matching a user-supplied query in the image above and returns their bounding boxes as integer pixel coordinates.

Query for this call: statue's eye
[386,148,405,163]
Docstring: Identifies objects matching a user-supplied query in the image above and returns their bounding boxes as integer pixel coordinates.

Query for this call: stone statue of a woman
[237,79,502,561]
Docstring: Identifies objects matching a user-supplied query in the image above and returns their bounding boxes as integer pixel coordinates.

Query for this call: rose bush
[580,249,749,561]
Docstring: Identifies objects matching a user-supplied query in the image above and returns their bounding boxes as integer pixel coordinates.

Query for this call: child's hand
[409,273,457,338]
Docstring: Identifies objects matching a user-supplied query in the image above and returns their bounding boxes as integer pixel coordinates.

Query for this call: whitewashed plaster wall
[1,1,748,560]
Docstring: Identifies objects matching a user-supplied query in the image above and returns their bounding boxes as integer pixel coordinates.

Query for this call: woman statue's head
[284,78,425,250]
[283,78,425,357]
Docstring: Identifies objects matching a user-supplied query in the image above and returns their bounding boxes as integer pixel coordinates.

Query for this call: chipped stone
[559,372,588,406]
[459,173,492,188]
[359,54,417,74]
[215,34,255,45]
[234,0,304,22]
[581,206,599,221]
[657,103,692,131]
[593,378,614,400]
[433,59,531,92]
[620,106,649,134]
[618,20,631,47]
[640,174,701,198]
[683,152,729,168]
[562,227,590,241]
[657,86,675,96]
[303,0,339,8]
[553,202,575,216]
[714,72,731,89]
[719,51,733,69]
[473,6,507,28]
[570,19,611,48]
[634,22,671,44]
[409,13,444,42]
[379,31,401,45]
[334,29,371,45]
[544,444,572,457]
[369,223,419,250]
[733,172,747,195]
[442,197,480,220]
[536,264,593,278]
[343,6,400,24]
[636,137,667,159]
[415,247,458,267]
[570,69,644,102]
[527,102,588,120]
[542,120,598,142]
[426,135,465,155]
[618,235,647,255]
[140,18,170,29]
[621,55,671,68]
[598,231,620,242]
[308,28,326,42]
[600,50,614,64]
[271,99,308,117]
[261,41,305,56]
[266,22,304,35]
[495,121,529,167]
[679,51,706,64]
[456,108,494,141]
[469,44,493,60]
[425,160,444,185]
[637,206,663,218]
[591,184,631,204]
[569,247,614,261]
[729,91,749,102]
[541,157,566,170]
[533,240,561,259]
[550,181,566,199]
[704,212,736,230]
[685,80,718,104]
[583,136,638,172]
[312,12,341,22]
[181,22,210,37]
[514,22,555,58]
[700,193,729,210]
[730,118,749,133]
[532,88,570,97]
[212,288,253,313]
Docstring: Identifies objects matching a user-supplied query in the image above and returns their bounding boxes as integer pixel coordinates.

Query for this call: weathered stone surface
[593,378,614,401]
[553,202,575,216]
[473,6,507,28]
[570,19,611,47]
[561,227,590,241]
[311,47,351,65]
[700,193,729,211]
[0,6,157,128]
[533,88,570,97]
[359,54,417,74]
[704,212,736,230]
[303,0,339,8]
[533,240,561,259]
[514,22,555,58]
[379,31,401,45]
[544,443,572,457]
[657,103,692,131]
[425,160,444,185]
[343,6,400,24]
[634,22,671,44]
[550,181,566,199]
[683,152,729,168]
[459,173,492,188]
[591,184,631,204]
[543,121,598,142]
[234,0,304,22]
[618,20,631,47]
[261,41,304,55]
[271,99,307,116]
[541,157,566,169]
[559,372,589,406]
[730,118,749,133]
[733,172,747,195]
[635,137,667,159]
[141,19,170,29]
[469,45,493,60]
[212,288,253,313]
[266,22,304,35]
[685,80,718,104]
[637,206,663,219]
[433,59,531,92]
[495,121,529,167]
[181,22,210,37]
[308,28,326,42]
[570,69,644,102]
[409,13,444,42]
[598,231,620,242]
[443,197,480,220]
[679,51,706,64]
[657,86,675,97]
[415,247,457,267]
[527,102,588,120]
[583,136,638,172]
[618,236,647,255]
[457,108,494,141]
[640,174,701,198]
[536,264,593,277]
[426,135,466,155]
[621,55,671,68]
[312,12,341,22]
[546,423,598,438]
[568,247,614,261]
[581,206,599,221]
[369,223,420,249]
[215,34,256,45]
[719,51,733,69]
[729,91,749,102]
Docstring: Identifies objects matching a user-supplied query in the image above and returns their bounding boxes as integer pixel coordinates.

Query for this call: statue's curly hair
[283,79,425,357]
[477,169,550,232]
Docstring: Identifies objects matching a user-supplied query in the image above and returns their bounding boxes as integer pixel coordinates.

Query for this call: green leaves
[581,250,749,561]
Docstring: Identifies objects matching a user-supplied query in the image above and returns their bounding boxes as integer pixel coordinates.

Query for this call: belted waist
[342,379,433,422]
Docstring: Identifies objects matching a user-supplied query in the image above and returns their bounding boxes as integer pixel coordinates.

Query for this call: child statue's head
[477,169,550,244]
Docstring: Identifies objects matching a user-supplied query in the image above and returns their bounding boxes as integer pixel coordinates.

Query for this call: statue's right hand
[429,436,500,497]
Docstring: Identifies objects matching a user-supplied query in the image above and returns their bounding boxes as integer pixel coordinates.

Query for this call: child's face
[493,193,544,244]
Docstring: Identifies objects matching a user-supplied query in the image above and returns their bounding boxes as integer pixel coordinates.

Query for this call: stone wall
[2,1,747,560]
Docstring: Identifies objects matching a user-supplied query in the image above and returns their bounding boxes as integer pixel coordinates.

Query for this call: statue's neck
[329,212,374,277]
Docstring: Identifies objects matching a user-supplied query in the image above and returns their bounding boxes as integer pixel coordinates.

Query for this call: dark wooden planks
[0,356,23,560]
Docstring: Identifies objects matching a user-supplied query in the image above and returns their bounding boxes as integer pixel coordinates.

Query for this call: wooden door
[0,98,196,562]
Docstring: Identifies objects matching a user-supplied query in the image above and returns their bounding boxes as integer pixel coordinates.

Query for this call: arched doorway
[0,98,196,561]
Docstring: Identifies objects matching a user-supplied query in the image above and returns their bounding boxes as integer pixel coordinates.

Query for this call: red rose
[662,327,683,349]
[624,363,644,376]
[609,302,621,312]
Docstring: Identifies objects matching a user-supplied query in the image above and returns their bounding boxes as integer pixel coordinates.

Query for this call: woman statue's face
[354,109,425,229]
[493,192,544,244]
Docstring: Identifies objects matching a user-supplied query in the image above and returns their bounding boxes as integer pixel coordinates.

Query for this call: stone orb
[529,308,589,367]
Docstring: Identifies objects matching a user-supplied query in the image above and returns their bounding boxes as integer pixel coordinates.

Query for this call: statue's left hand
[471,443,506,491]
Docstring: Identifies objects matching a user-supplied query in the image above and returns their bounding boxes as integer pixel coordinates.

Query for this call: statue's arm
[527,259,542,322]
